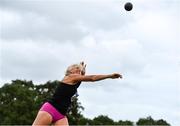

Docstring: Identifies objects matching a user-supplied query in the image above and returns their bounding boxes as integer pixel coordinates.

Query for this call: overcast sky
[0,0,180,125]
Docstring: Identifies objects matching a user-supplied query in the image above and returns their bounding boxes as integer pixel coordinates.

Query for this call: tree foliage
[0,80,38,124]
[0,80,171,125]
[67,93,84,125]
[0,79,84,124]
[93,115,114,125]
[136,116,170,125]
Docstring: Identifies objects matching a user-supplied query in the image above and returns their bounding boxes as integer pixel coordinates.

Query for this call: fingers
[112,73,123,79]
[79,61,86,75]
[117,73,122,78]
[119,74,123,78]
[80,61,86,68]
[80,61,84,66]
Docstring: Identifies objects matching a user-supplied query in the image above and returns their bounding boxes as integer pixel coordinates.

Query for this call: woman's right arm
[71,73,122,83]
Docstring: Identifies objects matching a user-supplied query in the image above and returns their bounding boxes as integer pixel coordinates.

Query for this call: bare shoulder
[61,74,81,85]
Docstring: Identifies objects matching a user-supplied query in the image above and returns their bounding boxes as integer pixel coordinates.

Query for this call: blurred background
[0,0,179,125]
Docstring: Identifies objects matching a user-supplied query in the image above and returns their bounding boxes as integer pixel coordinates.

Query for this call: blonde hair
[65,64,83,76]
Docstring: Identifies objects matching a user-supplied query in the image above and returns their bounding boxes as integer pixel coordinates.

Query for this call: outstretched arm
[71,73,122,83]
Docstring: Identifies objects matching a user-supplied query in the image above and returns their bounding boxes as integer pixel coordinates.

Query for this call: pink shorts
[40,102,65,123]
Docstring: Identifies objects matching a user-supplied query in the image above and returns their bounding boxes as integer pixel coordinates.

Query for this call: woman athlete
[33,62,122,125]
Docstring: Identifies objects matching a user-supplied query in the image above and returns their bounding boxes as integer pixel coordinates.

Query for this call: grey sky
[0,0,180,125]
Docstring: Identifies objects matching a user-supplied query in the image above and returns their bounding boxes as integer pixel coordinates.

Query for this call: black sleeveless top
[48,81,81,115]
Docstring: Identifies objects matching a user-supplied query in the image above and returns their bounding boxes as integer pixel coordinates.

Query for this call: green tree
[137,116,170,125]
[67,93,84,125]
[0,80,171,125]
[35,80,58,104]
[92,115,115,125]
[0,79,85,125]
[0,80,39,124]
[116,120,133,125]
[78,117,94,125]
[137,116,155,125]
[156,119,170,125]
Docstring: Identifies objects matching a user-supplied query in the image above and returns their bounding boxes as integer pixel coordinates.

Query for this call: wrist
[107,74,112,78]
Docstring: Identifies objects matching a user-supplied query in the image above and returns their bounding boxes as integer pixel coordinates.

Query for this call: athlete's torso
[48,81,81,115]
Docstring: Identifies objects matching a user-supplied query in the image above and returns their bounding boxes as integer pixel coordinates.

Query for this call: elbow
[81,75,97,82]
[91,76,97,82]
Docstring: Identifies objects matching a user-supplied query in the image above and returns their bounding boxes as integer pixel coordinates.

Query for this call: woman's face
[70,66,81,75]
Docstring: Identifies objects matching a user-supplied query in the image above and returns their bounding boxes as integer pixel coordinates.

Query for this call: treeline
[0,80,170,125]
